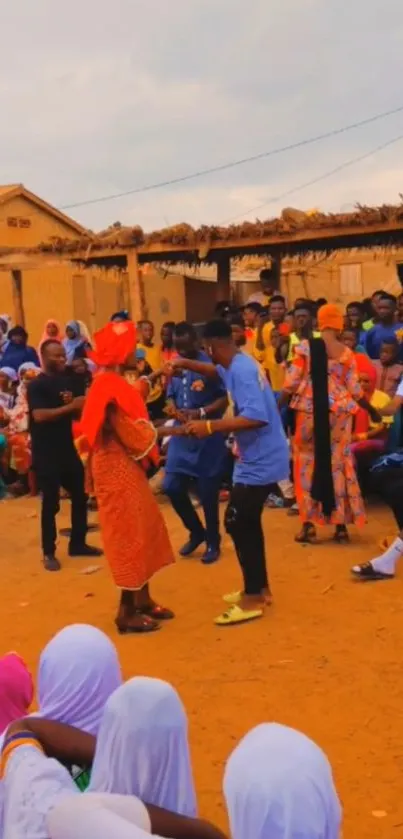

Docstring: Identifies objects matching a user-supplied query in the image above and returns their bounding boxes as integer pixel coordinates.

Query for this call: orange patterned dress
[89,409,175,590]
[284,341,366,526]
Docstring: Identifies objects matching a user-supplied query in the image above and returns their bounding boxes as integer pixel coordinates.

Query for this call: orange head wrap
[355,352,377,394]
[88,320,136,367]
[79,320,159,467]
[317,303,344,333]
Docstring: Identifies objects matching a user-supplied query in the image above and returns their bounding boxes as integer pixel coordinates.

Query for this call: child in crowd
[341,327,366,355]
[242,302,262,354]
[372,337,403,397]
[351,354,392,493]
[0,367,17,412]
[137,320,165,419]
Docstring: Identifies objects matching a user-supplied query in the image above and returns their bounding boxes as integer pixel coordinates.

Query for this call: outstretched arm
[3,717,95,767]
[167,358,218,379]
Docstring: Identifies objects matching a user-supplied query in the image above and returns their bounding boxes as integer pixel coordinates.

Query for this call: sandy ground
[1,494,403,838]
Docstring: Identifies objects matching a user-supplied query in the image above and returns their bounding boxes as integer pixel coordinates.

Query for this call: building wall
[0,194,128,342]
[142,267,186,332]
[0,195,82,248]
[282,249,403,305]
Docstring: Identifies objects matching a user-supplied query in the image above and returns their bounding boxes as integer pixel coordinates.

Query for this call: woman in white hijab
[89,676,197,817]
[223,723,342,839]
[36,624,122,735]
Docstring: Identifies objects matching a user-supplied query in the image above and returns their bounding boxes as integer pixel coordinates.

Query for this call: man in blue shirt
[365,293,403,361]
[177,319,289,626]
[163,322,228,564]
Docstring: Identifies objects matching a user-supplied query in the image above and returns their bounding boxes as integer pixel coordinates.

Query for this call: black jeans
[163,472,221,548]
[38,459,88,555]
[224,483,270,595]
[370,467,403,530]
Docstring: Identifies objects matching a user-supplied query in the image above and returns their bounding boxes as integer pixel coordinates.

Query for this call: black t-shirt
[27,373,85,473]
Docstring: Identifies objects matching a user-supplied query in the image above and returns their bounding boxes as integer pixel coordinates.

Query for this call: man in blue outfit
[365,293,403,361]
[162,322,228,564]
[177,319,289,626]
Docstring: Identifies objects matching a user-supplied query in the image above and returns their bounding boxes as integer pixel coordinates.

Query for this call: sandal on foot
[214,604,263,626]
[141,604,175,620]
[351,562,394,582]
[333,526,349,544]
[295,524,317,544]
[115,611,161,634]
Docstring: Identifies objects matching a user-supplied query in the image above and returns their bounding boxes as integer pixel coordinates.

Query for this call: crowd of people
[0,623,342,839]
[1,273,403,625]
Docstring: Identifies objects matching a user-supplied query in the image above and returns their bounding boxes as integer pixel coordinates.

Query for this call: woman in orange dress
[79,320,176,634]
[282,304,377,544]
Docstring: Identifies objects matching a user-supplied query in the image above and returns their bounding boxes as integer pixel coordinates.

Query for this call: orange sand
[1,495,403,838]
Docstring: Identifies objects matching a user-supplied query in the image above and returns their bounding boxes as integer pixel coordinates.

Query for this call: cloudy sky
[1,0,403,233]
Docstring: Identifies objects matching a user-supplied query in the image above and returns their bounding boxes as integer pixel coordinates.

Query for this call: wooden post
[84,271,96,335]
[216,254,230,302]
[271,254,282,292]
[126,250,146,321]
[11,269,25,327]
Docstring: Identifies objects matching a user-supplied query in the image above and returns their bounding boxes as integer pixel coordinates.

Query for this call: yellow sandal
[214,604,263,626]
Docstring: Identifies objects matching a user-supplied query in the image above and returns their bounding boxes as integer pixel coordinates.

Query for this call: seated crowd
[0,624,342,839]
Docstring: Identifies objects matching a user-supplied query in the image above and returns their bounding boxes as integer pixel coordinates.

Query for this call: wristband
[206,420,213,435]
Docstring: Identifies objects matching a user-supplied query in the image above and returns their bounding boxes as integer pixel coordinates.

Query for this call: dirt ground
[1,495,403,838]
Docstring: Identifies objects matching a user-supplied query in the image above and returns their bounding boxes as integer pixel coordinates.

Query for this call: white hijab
[89,677,197,817]
[36,624,122,735]
[224,723,342,839]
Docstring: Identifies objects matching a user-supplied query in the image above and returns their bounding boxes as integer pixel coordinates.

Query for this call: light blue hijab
[224,723,342,839]
[63,321,84,364]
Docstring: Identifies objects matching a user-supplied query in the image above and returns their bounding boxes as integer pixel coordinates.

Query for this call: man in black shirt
[28,340,102,571]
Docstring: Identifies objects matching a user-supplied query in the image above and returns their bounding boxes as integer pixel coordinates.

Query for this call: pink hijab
[0,653,34,733]
[38,319,62,365]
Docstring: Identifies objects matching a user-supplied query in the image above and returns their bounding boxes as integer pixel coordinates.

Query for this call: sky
[1,0,403,233]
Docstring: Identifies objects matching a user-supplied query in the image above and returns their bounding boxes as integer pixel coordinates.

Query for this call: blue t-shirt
[217,353,289,486]
[165,351,227,478]
[364,323,403,361]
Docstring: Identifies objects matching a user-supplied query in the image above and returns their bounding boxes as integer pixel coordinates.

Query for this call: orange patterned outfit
[284,341,366,526]
[87,410,174,590]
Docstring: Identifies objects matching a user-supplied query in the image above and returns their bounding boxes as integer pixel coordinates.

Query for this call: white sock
[370,537,403,575]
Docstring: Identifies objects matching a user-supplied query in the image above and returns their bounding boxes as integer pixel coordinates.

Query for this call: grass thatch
[3,203,403,261]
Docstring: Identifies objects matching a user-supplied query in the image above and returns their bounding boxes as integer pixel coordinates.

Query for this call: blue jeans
[163,472,221,548]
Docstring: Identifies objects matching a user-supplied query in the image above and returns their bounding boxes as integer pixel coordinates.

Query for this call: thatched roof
[4,203,403,265]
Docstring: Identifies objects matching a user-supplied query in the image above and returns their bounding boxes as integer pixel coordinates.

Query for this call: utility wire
[219,131,403,224]
[59,104,403,210]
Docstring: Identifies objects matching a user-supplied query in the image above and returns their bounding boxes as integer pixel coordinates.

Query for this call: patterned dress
[7,384,32,475]
[89,409,175,590]
[284,341,365,526]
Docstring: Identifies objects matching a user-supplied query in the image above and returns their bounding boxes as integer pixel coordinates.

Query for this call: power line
[219,131,403,225]
[59,104,403,210]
